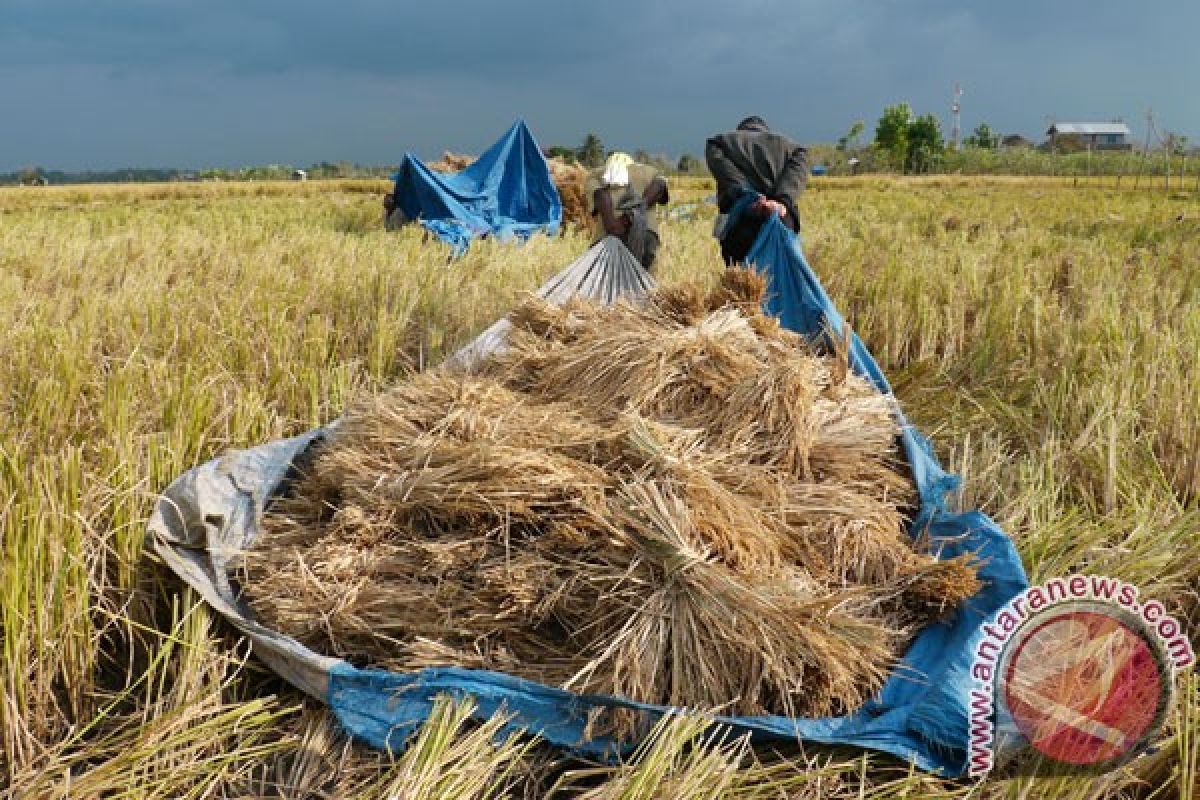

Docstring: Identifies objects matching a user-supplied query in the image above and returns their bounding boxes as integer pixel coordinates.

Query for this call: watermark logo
[968,575,1193,777]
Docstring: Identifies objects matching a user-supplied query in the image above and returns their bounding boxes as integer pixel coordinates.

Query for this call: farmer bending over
[705,116,808,265]
[585,152,669,271]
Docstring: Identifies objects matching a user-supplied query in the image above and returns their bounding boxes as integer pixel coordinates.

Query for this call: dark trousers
[720,217,765,266]
[720,214,797,266]
[639,231,660,272]
[618,208,659,273]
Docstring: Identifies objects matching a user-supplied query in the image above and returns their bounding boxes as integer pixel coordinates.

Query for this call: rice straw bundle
[547,158,589,229]
[244,268,980,736]
[428,152,475,173]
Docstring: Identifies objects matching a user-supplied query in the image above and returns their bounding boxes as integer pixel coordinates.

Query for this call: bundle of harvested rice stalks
[428,151,476,173]
[547,157,589,230]
[243,268,980,737]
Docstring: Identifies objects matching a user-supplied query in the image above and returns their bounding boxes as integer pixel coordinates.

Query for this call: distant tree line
[0,166,187,185]
[7,122,1194,186]
[545,133,707,176]
[812,103,1197,178]
[0,162,398,186]
[1,143,711,187]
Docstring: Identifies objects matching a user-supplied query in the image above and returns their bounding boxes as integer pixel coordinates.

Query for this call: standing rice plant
[1,177,1196,799]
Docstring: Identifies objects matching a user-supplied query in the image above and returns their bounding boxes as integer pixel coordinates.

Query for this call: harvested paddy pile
[428,151,475,173]
[547,158,589,229]
[245,269,980,730]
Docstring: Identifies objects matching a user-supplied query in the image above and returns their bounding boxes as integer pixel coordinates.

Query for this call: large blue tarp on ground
[391,120,561,255]
[326,217,1030,775]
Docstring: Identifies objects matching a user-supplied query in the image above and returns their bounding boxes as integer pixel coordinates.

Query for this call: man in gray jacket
[705,116,809,265]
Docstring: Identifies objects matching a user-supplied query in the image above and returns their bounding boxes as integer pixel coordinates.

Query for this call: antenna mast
[951,83,963,149]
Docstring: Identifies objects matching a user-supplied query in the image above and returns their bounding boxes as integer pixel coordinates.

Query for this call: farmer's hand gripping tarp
[391,120,562,255]
[146,225,1029,775]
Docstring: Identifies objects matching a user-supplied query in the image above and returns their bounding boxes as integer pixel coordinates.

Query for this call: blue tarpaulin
[325,217,1030,775]
[392,120,562,255]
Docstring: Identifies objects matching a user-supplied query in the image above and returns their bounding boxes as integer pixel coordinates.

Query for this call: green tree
[577,133,605,168]
[837,120,866,152]
[18,166,43,185]
[874,104,912,170]
[874,104,946,172]
[964,122,999,150]
[907,114,944,173]
[677,153,702,173]
[1164,133,1188,155]
[545,146,577,162]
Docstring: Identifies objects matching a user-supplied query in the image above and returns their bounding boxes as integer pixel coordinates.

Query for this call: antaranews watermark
[968,574,1194,777]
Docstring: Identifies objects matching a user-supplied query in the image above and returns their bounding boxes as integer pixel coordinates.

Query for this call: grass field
[1,177,1198,798]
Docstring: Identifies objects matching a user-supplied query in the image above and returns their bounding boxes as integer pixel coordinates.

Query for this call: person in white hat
[584,152,669,271]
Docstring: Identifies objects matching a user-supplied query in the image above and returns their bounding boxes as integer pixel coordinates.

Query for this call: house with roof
[1045,122,1133,151]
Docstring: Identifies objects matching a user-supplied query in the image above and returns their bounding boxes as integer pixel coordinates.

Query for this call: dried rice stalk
[547,158,589,230]
[428,152,475,173]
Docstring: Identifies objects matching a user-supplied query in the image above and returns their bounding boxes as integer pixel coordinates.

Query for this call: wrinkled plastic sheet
[147,224,1028,775]
[391,120,561,255]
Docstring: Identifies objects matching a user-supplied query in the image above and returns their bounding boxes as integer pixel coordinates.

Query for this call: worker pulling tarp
[146,224,1028,776]
[391,120,562,255]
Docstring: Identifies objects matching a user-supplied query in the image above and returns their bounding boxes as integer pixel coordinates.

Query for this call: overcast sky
[2,0,1195,171]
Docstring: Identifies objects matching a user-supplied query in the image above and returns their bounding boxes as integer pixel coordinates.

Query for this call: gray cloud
[1,0,1195,170]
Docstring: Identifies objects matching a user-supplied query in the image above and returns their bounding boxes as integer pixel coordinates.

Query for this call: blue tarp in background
[391,120,562,255]
[328,217,1030,775]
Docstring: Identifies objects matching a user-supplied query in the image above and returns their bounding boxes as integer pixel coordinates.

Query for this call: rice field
[1,176,1197,798]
